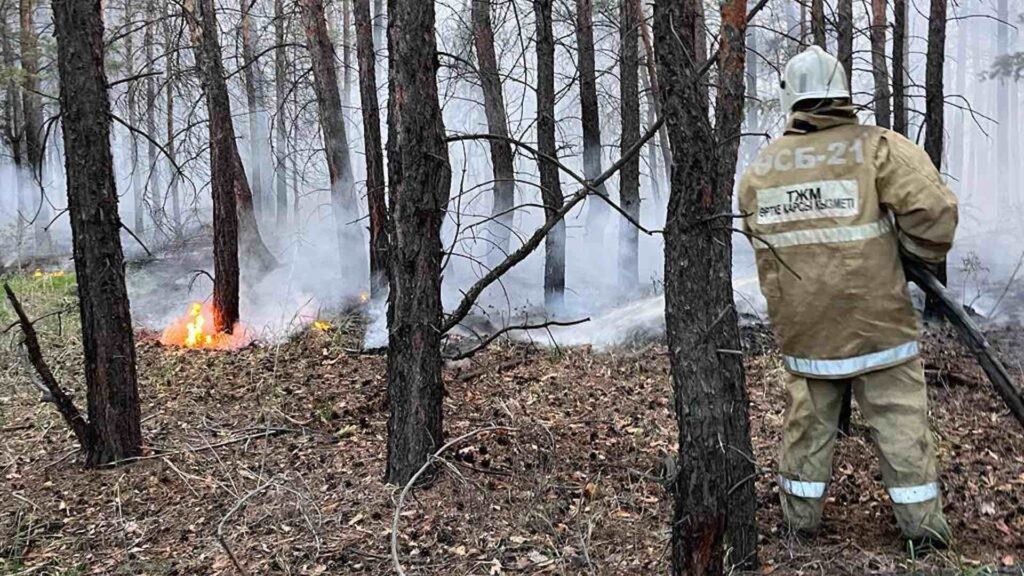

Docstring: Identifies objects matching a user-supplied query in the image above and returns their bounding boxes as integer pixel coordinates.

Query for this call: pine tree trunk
[638,9,673,189]
[837,0,854,90]
[618,0,640,295]
[870,0,891,129]
[743,27,760,162]
[53,0,143,466]
[534,0,565,311]
[575,0,610,240]
[924,0,947,319]
[892,0,908,135]
[124,0,146,236]
[472,0,515,261]
[274,0,289,230]
[355,0,389,297]
[20,0,50,254]
[715,0,759,565]
[996,0,1009,195]
[342,0,352,107]
[299,0,368,286]
[639,66,663,209]
[144,0,162,235]
[1,9,26,255]
[811,0,825,48]
[241,0,273,222]
[655,0,759,571]
[384,0,451,485]
[165,6,182,235]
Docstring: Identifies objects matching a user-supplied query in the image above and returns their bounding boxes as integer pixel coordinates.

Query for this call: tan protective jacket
[739,109,958,379]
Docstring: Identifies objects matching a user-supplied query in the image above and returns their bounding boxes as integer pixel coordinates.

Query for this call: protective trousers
[777,358,951,542]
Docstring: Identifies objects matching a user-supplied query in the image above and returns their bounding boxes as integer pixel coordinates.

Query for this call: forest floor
[0,272,1023,575]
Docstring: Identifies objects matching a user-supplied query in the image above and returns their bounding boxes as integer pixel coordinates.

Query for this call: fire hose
[903,260,1024,430]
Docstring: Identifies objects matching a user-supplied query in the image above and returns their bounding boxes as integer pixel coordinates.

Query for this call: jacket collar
[785,106,860,135]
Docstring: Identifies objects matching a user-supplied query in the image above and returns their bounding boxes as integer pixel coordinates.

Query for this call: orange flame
[160,302,251,350]
[313,320,333,332]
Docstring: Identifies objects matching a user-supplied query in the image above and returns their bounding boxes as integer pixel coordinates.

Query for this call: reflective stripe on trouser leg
[779,371,846,532]
[853,358,951,542]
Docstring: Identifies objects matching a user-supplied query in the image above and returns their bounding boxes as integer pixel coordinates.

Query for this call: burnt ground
[1,279,1023,575]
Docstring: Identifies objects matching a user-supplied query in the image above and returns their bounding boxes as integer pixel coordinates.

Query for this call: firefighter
[738,45,958,550]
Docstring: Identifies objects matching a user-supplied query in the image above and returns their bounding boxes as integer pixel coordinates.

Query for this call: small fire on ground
[160,302,252,350]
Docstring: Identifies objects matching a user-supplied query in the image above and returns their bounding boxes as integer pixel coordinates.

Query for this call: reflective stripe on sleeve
[783,341,919,378]
[753,218,892,250]
[888,482,940,504]
[778,475,827,499]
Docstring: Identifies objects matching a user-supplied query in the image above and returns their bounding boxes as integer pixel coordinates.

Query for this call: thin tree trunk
[743,27,760,162]
[575,0,610,240]
[342,0,352,107]
[534,0,565,311]
[472,0,516,261]
[640,66,662,209]
[355,0,389,297]
[384,0,451,485]
[655,0,759,571]
[274,0,289,230]
[53,0,143,466]
[124,0,146,236]
[165,6,181,235]
[618,0,640,294]
[638,8,672,189]
[20,0,50,254]
[870,0,891,128]
[837,0,853,90]
[892,0,908,134]
[1,8,26,254]
[996,0,1009,195]
[950,10,966,182]
[144,0,162,236]
[811,0,825,48]
[299,0,367,286]
[924,0,947,319]
[241,0,272,222]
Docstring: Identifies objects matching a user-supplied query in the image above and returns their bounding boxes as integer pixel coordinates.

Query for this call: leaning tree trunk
[20,0,50,254]
[165,6,182,234]
[355,0,389,298]
[472,0,516,261]
[241,0,273,222]
[185,0,278,331]
[618,0,640,295]
[384,0,452,485]
[810,0,825,48]
[274,0,289,230]
[892,0,908,135]
[655,0,759,572]
[638,7,673,190]
[299,0,368,286]
[53,0,143,466]
[575,0,610,241]
[870,0,891,129]
[534,0,565,311]
[923,0,947,320]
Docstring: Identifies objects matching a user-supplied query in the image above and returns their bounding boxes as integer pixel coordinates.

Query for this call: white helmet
[780,45,850,113]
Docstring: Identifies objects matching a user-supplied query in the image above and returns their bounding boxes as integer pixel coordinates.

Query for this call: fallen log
[904,261,1024,429]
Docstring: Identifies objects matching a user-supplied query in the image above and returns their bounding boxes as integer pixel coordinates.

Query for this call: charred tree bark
[655,0,759,571]
[20,0,50,253]
[837,0,854,90]
[472,0,516,261]
[274,0,289,230]
[892,0,908,135]
[299,0,368,286]
[53,0,143,466]
[923,0,947,319]
[355,0,389,297]
[534,0,565,310]
[618,0,640,294]
[810,0,825,48]
[575,0,610,240]
[385,0,452,485]
[870,0,891,129]
[185,0,277,331]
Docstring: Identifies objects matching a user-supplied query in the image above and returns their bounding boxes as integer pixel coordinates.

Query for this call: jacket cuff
[898,231,949,264]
